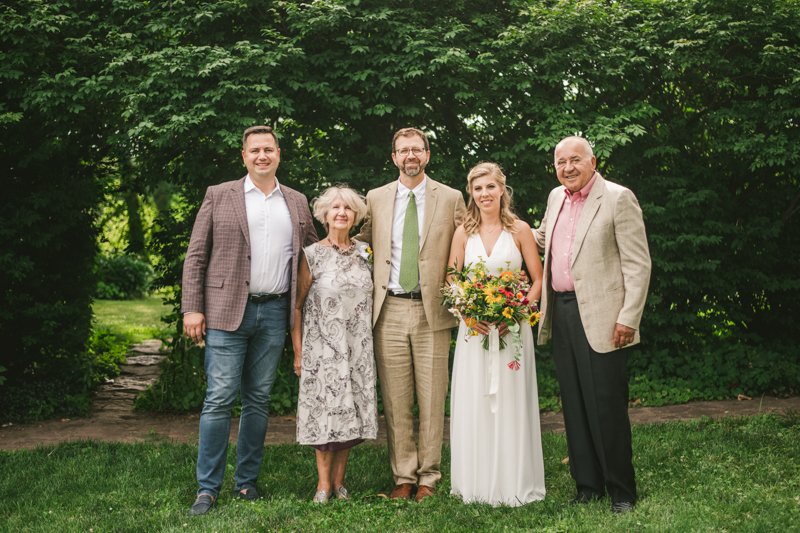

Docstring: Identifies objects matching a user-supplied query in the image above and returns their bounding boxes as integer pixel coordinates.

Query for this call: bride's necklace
[327,237,356,256]
[483,222,502,234]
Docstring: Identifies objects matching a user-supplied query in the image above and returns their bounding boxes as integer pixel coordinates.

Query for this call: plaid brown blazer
[181,176,318,332]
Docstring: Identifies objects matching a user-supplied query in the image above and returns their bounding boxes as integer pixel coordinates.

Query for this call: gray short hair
[311,185,368,233]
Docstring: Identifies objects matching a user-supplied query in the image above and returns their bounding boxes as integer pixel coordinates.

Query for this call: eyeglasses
[395,147,426,157]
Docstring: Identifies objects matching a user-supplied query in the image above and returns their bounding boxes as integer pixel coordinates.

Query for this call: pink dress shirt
[550,171,598,292]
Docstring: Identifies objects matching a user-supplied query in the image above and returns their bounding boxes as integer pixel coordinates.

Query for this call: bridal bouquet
[441,260,539,370]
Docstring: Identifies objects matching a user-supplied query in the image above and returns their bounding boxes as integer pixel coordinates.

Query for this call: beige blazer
[534,175,651,353]
[357,177,466,332]
[181,177,318,332]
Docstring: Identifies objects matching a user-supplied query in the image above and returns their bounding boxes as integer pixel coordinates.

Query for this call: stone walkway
[2,340,799,451]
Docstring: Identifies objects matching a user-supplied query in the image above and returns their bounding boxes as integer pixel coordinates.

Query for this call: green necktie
[399,191,420,293]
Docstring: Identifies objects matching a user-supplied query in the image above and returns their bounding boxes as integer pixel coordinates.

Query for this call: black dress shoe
[189,494,215,515]
[611,501,635,515]
[568,492,602,506]
[237,488,260,501]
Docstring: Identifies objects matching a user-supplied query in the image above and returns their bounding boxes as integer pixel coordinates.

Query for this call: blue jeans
[196,298,287,497]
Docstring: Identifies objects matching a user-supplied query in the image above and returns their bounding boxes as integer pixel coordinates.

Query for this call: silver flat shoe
[335,486,350,501]
[313,490,329,503]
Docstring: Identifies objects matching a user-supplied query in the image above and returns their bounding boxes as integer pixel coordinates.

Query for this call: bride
[447,162,546,507]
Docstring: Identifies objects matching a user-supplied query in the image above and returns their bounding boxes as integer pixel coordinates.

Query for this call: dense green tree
[2,0,798,414]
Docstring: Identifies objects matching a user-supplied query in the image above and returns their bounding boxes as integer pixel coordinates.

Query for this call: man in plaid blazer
[182,126,318,515]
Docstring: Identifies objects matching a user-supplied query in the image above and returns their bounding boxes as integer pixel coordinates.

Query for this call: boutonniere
[356,241,374,271]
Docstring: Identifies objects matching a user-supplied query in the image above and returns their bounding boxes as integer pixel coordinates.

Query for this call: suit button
[382,286,386,289]
[245,281,249,286]
[386,260,390,264]
[247,255,251,260]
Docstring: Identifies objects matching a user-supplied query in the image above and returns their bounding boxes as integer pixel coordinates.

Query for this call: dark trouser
[552,291,636,504]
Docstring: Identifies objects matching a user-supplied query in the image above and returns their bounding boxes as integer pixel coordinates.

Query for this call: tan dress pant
[374,296,452,488]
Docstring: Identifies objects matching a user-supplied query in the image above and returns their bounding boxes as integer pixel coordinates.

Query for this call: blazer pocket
[205,277,224,288]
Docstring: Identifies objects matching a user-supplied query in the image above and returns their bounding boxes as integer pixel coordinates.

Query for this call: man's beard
[403,159,425,177]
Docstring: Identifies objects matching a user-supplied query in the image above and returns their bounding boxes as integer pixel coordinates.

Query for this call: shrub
[0,328,128,423]
[96,254,153,300]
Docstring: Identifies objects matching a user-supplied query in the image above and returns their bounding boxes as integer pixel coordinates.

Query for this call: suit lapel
[544,188,566,262]
[570,176,604,266]
[419,178,438,250]
[232,177,250,247]
[379,181,398,254]
[283,186,301,255]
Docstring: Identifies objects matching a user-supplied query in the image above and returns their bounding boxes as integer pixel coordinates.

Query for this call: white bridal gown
[450,230,546,507]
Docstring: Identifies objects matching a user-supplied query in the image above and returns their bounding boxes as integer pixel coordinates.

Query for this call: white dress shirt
[244,174,294,295]
[387,176,426,293]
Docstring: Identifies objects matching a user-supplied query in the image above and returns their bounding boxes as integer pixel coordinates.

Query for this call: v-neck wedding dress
[449,230,546,507]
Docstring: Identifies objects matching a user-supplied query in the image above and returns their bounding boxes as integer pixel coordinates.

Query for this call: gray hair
[311,185,368,232]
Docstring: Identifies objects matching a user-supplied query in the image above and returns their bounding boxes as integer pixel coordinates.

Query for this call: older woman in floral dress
[291,185,378,503]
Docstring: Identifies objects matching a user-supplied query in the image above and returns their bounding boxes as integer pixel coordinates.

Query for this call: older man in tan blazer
[357,127,466,502]
[534,136,651,515]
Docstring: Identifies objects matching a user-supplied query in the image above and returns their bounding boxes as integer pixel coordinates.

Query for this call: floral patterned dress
[296,241,379,448]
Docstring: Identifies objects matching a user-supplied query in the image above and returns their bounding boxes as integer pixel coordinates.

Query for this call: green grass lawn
[93,296,173,344]
[2,415,798,532]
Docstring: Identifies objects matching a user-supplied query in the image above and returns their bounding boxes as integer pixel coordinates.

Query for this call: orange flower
[516,292,524,300]
[465,317,477,329]
[500,271,514,282]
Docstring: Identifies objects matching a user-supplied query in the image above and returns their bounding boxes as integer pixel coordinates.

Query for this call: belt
[248,292,287,304]
[388,291,422,301]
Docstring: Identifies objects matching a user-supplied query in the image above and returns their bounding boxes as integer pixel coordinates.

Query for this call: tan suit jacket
[182,177,318,332]
[534,175,651,353]
[357,177,466,332]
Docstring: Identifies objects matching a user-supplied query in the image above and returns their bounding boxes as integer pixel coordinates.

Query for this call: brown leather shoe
[415,485,435,502]
[388,483,414,500]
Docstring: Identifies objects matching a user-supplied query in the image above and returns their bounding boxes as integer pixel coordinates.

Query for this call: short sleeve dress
[296,241,379,450]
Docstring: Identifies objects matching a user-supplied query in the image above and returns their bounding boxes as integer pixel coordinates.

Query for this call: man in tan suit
[182,126,317,515]
[357,128,466,502]
[534,136,651,514]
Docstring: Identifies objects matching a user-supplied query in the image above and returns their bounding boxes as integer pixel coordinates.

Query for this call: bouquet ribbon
[486,326,500,414]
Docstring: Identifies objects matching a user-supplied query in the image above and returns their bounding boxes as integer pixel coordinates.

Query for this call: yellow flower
[502,307,513,319]
[476,270,485,279]
[482,287,496,298]
[461,281,472,290]
[529,312,540,326]
[366,246,373,254]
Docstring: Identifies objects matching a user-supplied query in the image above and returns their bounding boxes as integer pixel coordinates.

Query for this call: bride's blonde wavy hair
[462,162,519,236]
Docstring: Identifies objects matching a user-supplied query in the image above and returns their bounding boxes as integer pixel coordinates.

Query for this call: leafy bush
[96,254,153,300]
[0,328,129,423]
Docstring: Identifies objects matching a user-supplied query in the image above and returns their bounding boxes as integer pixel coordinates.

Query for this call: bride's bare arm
[446,225,468,286]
